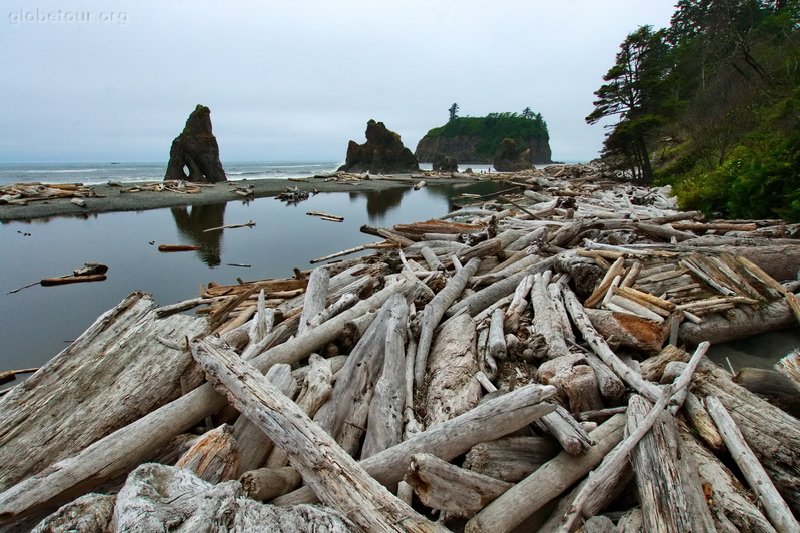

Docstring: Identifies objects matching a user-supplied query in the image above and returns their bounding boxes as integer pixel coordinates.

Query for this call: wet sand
[0,174,482,222]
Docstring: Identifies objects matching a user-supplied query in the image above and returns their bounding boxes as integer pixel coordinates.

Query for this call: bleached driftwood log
[240,466,302,502]
[463,436,560,482]
[415,257,481,386]
[0,280,412,525]
[314,294,408,455]
[691,361,800,511]
[191,338,444,532]
[537,406,594,456]
[405,453,512,518]
[465,414,625,533]
[112,464,355,532]
[488,308,507,360]
[360,297,409,458]
[275,383,557,506]
[31,493,116,533]
[234,363,297,474]
[175,424,239,483]
[707,396,800,533]
[0,292,208,492]
[297,267,330,336]
[626,394,715,532]
[679,299,795,345]
[679,424,776,533]
[425,313,481,428]
[531,271,570,359]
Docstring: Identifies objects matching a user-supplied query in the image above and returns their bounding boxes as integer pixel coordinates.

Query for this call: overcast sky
[1,1,677,164]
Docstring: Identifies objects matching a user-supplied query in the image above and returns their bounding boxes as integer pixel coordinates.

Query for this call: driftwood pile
[1,169,800,532]
[0,182,102,205]
[115,179,211,195]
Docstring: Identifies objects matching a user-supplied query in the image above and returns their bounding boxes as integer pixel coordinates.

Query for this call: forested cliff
[589,0,800,220]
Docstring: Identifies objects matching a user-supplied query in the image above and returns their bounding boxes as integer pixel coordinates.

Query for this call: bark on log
[113,464,355,532]
[679,423,776,533]
[465,414,625,533]
[275,383,557,506]
[463,436,560,482]
[0,281,412,525]
[175,423,239,483]
[405,453,512,518]
[415,256,481,387]
[691,360,800,512]
[585,309,668,353]
[626,394,716,533]
[707,396,800,533]
[361,298,409,458]
[191,338,444,532]
[0,292,207,492]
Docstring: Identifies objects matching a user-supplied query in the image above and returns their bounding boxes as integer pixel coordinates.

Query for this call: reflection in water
[349,187,409,222]
[170,203,226,266]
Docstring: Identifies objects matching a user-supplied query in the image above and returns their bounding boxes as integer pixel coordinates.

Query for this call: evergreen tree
[448,103,460,122]
[522,107,534,119]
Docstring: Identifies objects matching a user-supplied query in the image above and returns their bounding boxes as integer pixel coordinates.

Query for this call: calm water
[0,182,509,376]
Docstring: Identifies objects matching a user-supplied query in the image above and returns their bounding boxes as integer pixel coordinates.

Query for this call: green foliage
[448,103,460,123]
[594,0,800,219]
[425,112,549,160]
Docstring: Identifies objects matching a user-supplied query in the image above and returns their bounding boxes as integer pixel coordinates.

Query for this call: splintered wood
[1,162,799,532]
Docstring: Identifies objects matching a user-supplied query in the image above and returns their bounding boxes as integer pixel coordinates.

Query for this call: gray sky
[1,1,677,164]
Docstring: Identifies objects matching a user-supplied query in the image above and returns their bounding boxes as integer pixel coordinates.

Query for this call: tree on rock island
[448,103,460,122]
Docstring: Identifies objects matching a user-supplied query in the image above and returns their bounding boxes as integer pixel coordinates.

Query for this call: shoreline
[0,174,484,222]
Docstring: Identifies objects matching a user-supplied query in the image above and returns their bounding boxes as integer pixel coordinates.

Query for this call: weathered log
[314,294,407,455]
[582,353,625,401]
[479,309,506,360]
[175,424,239,483]
[239,466,303,502]
[298,267,330,336]
[531,271,571,359]
[415,256,481,387]
[465,414,625,533]
[683,391,725,451]
[233,363,297,474]
[557,342,708,531]
[560,365,604,413]
[691,360,800,512]
[361,297,409,458]
[707,396,800,533]
[626,394,716,532]
[463,436,560,482]
[420,245,445,271]
[191,338,444,532]
[425,313,481,428]
[585,308,668,353]
[680,299,795,345]
[275,383,557,506]
[679,423,776,533]
[114,464,354,532]
[563,287,662,402]
[405,453,512,518]
[31,493,115,533]
[537,406,594,456]
[640,344,690,381]
[0,281,413,525]
[776,349,800,394]
[503,274,534,332]
[157,244,200,252]
[39,274,107,286]
[0,292,207,493]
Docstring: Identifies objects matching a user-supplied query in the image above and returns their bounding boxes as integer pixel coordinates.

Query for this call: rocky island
[338,120,419,174]
[164,105,227,183]
[415,111,553,168]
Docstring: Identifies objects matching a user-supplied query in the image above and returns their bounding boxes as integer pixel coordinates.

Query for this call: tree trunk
[239,466,303,502]
[175,424,239,484]
[463,436,560,483]
[679,299,795,345]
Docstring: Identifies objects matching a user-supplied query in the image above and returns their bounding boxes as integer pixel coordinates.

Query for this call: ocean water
[0,180,514,383]
[0,161,342,186]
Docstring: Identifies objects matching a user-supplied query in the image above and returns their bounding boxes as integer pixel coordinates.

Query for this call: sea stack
[338,120,419,174]
[164,105,227,182]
